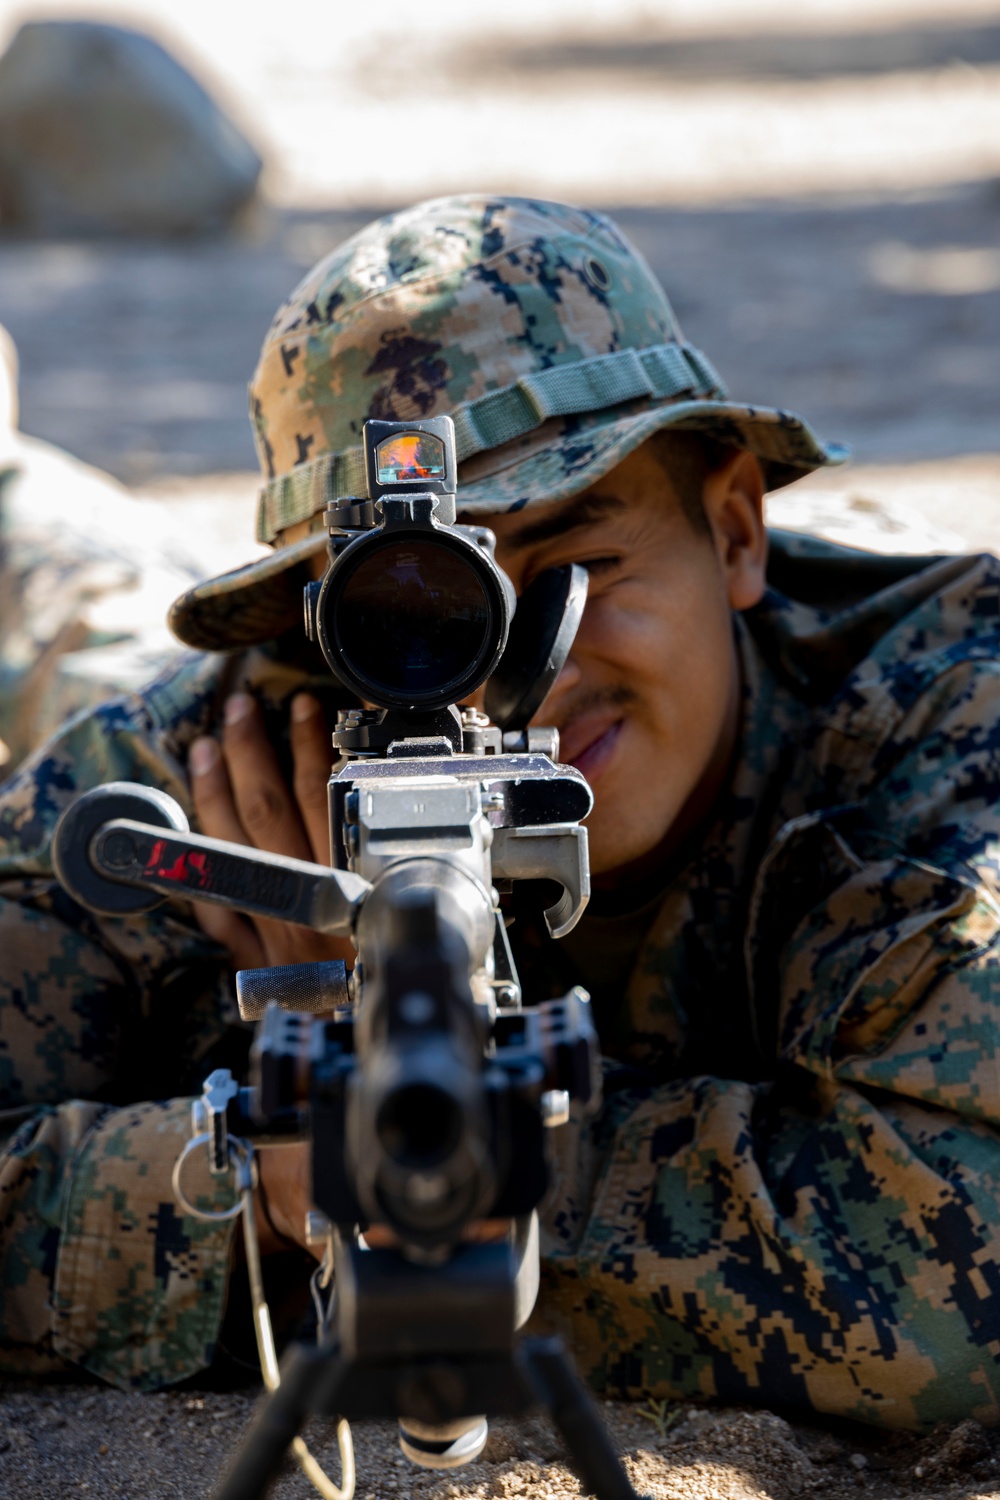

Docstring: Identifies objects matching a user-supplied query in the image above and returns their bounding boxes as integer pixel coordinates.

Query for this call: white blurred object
[0,322,18,433]
[792,456,1000,555]
[869,242,1000,297]
[768,486,968,555]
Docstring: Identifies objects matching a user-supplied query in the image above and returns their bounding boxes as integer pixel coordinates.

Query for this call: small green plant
[637,1397,681,1438]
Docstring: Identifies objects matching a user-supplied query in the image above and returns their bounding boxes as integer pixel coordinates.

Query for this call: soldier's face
[485,441,768,883]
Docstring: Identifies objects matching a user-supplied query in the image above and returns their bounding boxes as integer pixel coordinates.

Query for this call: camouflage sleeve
[0,1097,238,1389]
[0,660,247,1389]
[538,658,1000,1431]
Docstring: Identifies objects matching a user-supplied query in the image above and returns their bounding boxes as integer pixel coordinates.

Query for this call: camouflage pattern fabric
[170,195,847,652]
[526,537,1000,1430]
[0,429,205,773]
[4,534,1000,1427]
[0,635,344,1388]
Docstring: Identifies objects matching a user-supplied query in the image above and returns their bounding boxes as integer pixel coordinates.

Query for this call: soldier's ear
[703,449,768,612]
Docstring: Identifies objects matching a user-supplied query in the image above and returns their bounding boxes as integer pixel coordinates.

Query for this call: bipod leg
[212,1342,325,1500]
[520,1337,644,1500]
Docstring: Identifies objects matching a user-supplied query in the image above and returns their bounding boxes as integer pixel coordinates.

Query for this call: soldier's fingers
[192,901,267,971]
[290,694,332,865]
[252,1140,316,1257]
[189,735,249,846]
[255,918,355,971]
[192,715,351,969]
[221,693,312,860]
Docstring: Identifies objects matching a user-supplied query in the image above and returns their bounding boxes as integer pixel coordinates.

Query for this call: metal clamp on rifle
[53,414,642,1500]
[173,1073,354,1500]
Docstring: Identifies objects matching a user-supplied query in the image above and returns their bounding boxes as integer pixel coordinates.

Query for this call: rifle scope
[306,417,514,713]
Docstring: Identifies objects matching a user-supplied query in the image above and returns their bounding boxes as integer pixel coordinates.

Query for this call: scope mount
[331,704,467,758]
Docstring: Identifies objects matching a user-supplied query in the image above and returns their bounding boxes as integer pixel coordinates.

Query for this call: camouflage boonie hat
[170,194,847,650]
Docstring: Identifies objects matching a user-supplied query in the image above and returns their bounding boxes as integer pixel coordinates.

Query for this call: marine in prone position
[2,195,1000,1430]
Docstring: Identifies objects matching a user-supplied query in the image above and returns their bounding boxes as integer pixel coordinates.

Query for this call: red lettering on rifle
[144,841,211,888]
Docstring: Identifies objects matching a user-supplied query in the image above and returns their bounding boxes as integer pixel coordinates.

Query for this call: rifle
[53,415,642,1500]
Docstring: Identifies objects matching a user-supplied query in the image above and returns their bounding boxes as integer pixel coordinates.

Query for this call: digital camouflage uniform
[0,325,206,770]
[2,196,999,1431]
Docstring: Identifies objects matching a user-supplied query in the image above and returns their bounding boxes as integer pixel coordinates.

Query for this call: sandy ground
[3,1381,1000,1500]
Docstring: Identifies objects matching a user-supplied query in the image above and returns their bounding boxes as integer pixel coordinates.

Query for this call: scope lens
[334,540,492,701]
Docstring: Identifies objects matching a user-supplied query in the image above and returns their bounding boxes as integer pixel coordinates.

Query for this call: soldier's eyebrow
[502,492,626,551]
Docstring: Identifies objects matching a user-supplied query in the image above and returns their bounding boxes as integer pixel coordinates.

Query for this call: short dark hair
[649,428,739,536]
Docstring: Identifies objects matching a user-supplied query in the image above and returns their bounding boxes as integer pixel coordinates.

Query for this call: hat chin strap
[255,340,726,544]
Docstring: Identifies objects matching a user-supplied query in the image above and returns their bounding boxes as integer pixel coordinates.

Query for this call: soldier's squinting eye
[580,556,621,576]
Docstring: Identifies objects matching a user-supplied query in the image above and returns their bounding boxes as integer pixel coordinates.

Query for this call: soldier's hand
[249,1140,317,1258]
[188,692,354,971]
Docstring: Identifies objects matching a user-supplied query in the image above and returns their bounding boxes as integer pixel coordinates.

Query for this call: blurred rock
[0,21,262,236]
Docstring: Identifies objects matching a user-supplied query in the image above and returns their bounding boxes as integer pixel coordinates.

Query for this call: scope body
[303,415,515,715]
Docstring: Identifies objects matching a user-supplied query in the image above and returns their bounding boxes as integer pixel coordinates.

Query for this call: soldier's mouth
[560,716,624,783]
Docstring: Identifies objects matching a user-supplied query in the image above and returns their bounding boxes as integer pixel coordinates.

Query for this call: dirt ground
[3,1379,1000,1500]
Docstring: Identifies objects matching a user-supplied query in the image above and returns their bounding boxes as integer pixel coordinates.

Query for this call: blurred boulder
[0,20,262,236]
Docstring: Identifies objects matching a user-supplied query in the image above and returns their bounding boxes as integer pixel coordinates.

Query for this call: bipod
[212,1335,643,1500]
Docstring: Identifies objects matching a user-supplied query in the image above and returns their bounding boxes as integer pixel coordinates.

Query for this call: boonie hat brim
[169,392,846,652]
[171,192,849,652]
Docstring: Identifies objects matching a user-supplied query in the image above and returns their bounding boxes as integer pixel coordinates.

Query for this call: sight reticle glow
[376,431,447,484]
